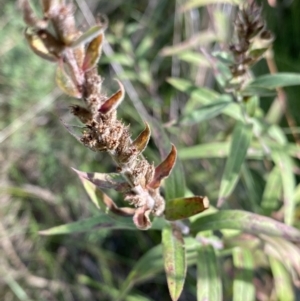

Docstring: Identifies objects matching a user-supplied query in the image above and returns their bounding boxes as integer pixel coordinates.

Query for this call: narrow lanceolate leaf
[25,28,57,62]
[179,99,231,126]
[60,119,83,144]
[191,210,300,241]
[245,73,300,90]
[70,23,107,48]
[201,49,233,88]
[271,151,295,226]
[79,174,105,210]
[218,122,253,206]
[162,223,187,301]
[40,213,166,236]
[72,168,130,192]
[179,0,241,12]
[80,175,135,216]
[269,258,295,301]
[118,245,163,301]
[149,144,177,189]
[39,213,135,235]
[56,64,82,98]
[233,248,255,301]
[165,196,209,221]
[261,235,300,280]
[82,33,104,71]
[118,238,198,301]
[99,80,125,114]
[131,122,151,155]
[261,166,282,213]
[197,245,222,301]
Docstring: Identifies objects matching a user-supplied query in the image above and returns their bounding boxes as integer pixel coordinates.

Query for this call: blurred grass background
[1,0,300,300]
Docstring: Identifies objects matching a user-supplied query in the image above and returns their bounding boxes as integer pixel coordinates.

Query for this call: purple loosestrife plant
[19,0,209,230]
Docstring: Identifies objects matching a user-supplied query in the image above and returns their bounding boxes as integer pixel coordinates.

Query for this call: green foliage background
[1,0,300,300]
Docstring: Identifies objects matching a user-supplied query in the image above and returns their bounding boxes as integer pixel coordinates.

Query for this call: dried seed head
[70,105,93,124]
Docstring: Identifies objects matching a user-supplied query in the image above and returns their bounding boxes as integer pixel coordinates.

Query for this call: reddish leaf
[99,80,125,114]
[131,122,151,154]
[165,196,209,221]
[82,33,104,71]
[133,206,152,230]
[70,23,107,48]
[149,144,177,189]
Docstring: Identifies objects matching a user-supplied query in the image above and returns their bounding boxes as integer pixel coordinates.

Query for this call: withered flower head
[19,0,191,230]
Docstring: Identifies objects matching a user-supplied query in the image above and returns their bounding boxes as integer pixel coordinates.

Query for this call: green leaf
[233,248,255,301]
[200,50,233,87]
[167,77,219,106]
[55,64,81,98]
[162,223,186,301]
[78,275,153,301]
[167,78,243,120]
[39,213,166,235]
[72,168,129,192]
[179,98,231,126]
[119,244,163,300]
[240,86,277,97]
[197,245,222,301]
[136,36,153,58]
[218,122,253,205]
[178,141,299,160]
[269,258,295,301]
[249,48,268,60]
[179,142,231,159]
[160,31,217,56]
[261,235,300,279]
[70,24,106,48]
[271,151,295,225]
[38,214,135,235]
[79,175,105,210]
[165,196,209,221]
[179,0,241,12]
[241,165,264,213]
[191,210,300,241]
[177,51,209,66]
[261,166,282,213]
[118,238,198,301]
[246,73,300,90]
